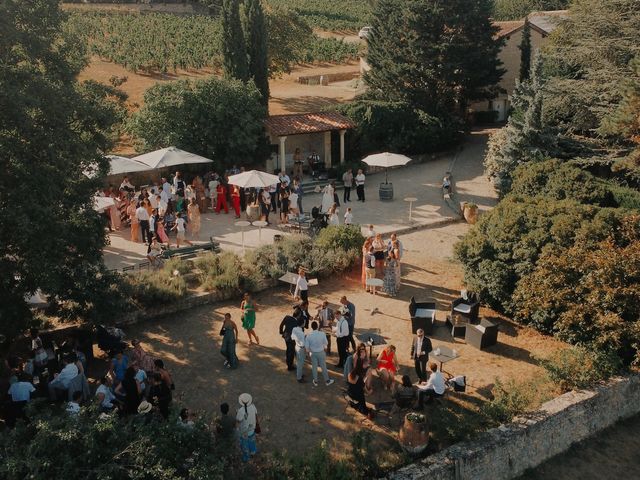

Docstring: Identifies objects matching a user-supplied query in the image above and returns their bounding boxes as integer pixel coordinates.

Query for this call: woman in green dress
[241,292,260,345]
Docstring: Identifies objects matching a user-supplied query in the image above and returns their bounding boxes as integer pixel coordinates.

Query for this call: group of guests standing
[361,229,403,297]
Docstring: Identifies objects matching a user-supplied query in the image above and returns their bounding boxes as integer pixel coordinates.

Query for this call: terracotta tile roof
[265,112,356,137]
[494,20,525,38]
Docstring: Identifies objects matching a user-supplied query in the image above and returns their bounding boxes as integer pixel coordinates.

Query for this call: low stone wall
[388,374,640,480]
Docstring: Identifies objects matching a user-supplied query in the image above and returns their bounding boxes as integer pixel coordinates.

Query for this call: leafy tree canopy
[128,76,267,169]
[0,0,125,343]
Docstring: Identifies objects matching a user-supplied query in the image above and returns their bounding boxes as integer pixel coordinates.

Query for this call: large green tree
[221,0,249,81]
[0,0,124,342]
[243,0,269,105]
[364,0,504,120]
[518,19,532,82]
[128,76,267,169]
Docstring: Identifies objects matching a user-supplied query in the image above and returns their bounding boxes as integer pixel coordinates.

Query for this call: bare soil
[119,223,566,458]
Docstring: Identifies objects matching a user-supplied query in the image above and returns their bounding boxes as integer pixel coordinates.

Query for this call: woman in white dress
[321,183,334,213]
[328,203,340,226]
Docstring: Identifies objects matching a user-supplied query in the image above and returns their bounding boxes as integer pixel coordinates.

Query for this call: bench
[161,237,220,259]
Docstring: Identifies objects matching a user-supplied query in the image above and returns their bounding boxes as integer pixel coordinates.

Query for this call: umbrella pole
[385,168,389,184]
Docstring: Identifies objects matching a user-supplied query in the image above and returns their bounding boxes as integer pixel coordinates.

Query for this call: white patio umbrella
[84,155,152,178]
[227,170,280,188]
[361,152,412,183]
[133,147,213,169]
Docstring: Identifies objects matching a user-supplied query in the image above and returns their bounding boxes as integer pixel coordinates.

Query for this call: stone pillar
[339,129,346,164]
[279,136,287,173]
[324,131,331,168]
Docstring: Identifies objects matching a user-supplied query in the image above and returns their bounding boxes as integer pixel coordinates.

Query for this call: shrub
[514,214,640,364]
[0,401,231,480]
[315,225,364,252]
[481,377,549,425]
[537,347,622,392]
[163,257,192,276]
[197,251,259,293]
[124,270,188,309]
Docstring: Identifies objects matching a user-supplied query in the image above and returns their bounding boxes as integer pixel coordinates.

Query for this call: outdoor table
[289,214,311,233]
[429,345,459,373]
[366,278,384,295]
[278,272,318,296]
[252,220,268,242]
[234,220,251,253]
[404,197,418,222]
[356,332,387,360]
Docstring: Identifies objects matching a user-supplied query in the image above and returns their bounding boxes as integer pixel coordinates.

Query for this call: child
[344,207,353,225]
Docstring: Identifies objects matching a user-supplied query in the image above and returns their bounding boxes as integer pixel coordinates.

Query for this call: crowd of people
[360,229,403,297]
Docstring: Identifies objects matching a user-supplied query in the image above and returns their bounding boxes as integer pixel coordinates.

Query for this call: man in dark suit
[279,306,300,371]
[410,328,432,382]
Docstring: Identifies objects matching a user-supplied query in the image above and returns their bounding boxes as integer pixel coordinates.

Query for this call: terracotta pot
[398,413,429,454]
[463,204,478,224]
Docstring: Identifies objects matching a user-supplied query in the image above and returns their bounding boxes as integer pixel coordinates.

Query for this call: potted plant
[398,412,429,454]
[462,202,478,224]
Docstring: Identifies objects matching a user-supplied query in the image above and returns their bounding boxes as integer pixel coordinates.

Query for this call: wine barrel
[379,182,394,201]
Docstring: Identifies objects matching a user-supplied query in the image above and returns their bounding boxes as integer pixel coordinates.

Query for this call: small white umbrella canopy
[227,170,280,188]
[133,147,213,169]
[84,155,152,178]
[361,152,412,183]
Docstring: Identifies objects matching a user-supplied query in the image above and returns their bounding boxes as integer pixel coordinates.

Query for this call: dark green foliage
[0,0,124,342]
[221,0,249,81]
[365,0,504,120]
[244,0,269,105]
[128,76,267,169]
[519,19,532,82]
[335,100,461,157]
[492,0,569,21]
[315,224,365,252]
[0,402,230,480]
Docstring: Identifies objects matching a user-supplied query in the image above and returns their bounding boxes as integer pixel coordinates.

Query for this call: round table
[404,197,418,221]
[252,220,268,243]
[235,220,251,253]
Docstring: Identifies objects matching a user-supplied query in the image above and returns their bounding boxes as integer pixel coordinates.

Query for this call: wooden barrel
[398,413,429,454]
[379,182,394,201]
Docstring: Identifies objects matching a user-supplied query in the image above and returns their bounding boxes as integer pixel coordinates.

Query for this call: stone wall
[388,374,640,480]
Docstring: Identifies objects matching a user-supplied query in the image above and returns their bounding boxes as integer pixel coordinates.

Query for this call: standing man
[355,169,366,202]
[215,182,229,214]
[291,318,307,383]
[410,329,432,382]
[304,321,335,387]
[135,202,152,244]
[294,267,309,303]
[279,307,300,371]
[231,184,242,219]
[269,183,278,213]
[340,296,356,351]
[342,168,353,203]
[293,148,304,179]
[315,300,334,354]
[387,233,404,259]
[307,150,320,178]
[333,310,350,369]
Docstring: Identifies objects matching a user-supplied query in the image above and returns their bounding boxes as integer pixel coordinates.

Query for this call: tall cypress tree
[519,18,532,82]
[221,0,249,81]
[244,0,269,106]
[365,0,504,119]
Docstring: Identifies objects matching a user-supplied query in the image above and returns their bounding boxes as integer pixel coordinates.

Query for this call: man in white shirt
[133,362,148,392]
[304,321,335,387]
[48,356,79,400]
[344,208,353,225]
[355,169,366,202]
[162,177,171,194]
[333,310,350,368]
[367,224,376,238]
[8,374,36,427]
[95,376,117,411]
[291,318,307,383]
[294,268,309,302]
[417,363,446,408]
[135,204,152,244]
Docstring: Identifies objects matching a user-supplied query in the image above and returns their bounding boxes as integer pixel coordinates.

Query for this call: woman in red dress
[376,345,398,391]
